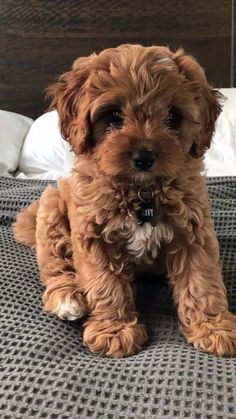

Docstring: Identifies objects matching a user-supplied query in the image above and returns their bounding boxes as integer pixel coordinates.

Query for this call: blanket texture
[0,176,236,418]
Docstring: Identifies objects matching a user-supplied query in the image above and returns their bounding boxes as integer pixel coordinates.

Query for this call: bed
[0,1,236,418]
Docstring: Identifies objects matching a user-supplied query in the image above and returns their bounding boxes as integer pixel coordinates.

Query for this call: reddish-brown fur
[14,44,236,357]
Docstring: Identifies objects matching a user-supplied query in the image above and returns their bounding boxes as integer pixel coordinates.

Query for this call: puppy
[14,44,236,358]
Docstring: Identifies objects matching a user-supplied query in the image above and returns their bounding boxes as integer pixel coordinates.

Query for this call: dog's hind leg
[35,184,86,320]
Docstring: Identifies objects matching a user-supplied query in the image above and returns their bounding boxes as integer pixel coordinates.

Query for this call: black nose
[132,149,156,171]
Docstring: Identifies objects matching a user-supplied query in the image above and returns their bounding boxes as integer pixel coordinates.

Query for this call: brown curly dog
[14,44,236,358]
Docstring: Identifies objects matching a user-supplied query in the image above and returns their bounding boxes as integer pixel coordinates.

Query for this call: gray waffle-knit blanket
[0,176,236,419]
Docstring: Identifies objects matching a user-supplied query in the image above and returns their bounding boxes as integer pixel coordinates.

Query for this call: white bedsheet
[204,88,236,177]
[0,110,33,177]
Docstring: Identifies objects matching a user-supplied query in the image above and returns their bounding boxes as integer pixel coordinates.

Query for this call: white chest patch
[127,221,173,261]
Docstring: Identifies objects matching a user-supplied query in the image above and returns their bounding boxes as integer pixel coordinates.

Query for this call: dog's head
[47,44,222,181]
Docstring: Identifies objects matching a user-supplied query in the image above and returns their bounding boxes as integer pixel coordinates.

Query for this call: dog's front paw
[43,289,87,321]
[83,318,148,358]
[181,311,236,356]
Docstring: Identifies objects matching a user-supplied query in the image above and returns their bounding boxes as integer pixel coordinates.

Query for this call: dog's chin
[105,167,174,186]
[132,170,157,185]
[132,165,182,184]
[113,170,161,189]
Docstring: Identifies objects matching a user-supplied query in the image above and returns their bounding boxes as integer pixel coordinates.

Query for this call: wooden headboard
[0,0,233,119]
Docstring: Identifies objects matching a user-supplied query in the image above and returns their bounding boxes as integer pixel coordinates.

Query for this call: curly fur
[14,44,236,358]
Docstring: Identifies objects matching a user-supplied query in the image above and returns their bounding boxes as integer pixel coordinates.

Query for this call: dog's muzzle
[132,149,156,171]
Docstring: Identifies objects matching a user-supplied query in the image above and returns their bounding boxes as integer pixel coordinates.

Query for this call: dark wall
[0,0,232,118]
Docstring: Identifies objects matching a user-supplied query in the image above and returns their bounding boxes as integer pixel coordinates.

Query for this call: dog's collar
[136,186,158,226]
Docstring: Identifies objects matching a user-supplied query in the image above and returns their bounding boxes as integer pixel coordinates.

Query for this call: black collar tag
[136,187,158,226]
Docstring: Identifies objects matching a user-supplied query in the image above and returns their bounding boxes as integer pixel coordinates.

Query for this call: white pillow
[205,88,236,177]
[18,110,74,179]
[0,110,33,176]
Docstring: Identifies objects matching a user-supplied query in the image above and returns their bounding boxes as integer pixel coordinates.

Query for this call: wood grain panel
[0,0,232,118]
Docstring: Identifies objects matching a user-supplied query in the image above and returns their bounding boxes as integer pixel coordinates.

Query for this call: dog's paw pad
[55,298,86,321]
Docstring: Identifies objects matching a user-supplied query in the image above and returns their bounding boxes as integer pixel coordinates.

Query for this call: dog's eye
[106,109,123,128]
[164,107,183,130]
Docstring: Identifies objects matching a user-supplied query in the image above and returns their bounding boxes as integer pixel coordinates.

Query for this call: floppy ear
[46,55,95,154]
[173,48,222,158]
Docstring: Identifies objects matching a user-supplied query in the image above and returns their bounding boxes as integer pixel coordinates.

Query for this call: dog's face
[48,44,221,182]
